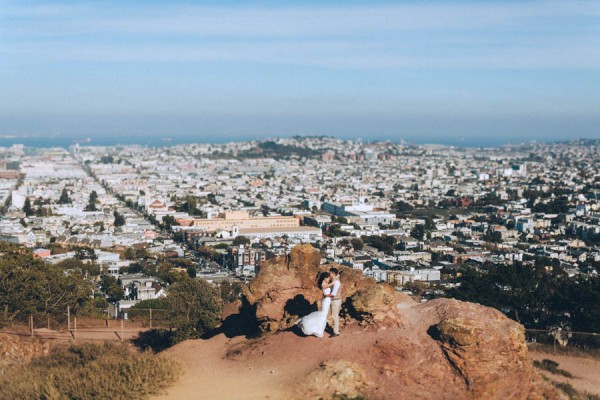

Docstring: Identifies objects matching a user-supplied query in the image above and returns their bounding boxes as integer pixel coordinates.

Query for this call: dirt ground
[153,327,600,400]
[154,334,290,400]
[2,325,148,343]
[529,349,600,398]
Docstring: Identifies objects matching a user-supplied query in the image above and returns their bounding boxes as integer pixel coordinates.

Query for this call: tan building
[190,211,300,233]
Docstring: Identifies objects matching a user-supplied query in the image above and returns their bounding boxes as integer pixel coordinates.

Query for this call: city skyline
[1,1,599,143]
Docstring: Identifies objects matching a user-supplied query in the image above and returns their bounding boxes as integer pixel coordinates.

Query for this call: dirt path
[529,350,600,397]
[1,327,146,343]
[154,335,291,400]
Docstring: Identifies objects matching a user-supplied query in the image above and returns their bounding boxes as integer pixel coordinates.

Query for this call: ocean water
[0,134,540,149]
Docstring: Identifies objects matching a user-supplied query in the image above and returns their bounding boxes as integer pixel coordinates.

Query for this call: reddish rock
[318,262,377,299]
[241,245,381,333]
[242,244,323,332]
[349,283,403,327]
[234,244,557,399]
[422,299,555,400]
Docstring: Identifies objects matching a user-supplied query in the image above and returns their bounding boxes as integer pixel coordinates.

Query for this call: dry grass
[0,342,181,400]
[528,343,600,361]
[552,382,600,400]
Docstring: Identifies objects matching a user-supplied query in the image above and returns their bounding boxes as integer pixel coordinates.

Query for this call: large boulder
[349,283,403,327]
[318,262,377,299]
[241,244,385,333]
[242,244,323,332]
[424,299,551,400]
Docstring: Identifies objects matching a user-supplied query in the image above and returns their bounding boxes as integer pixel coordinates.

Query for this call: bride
[297,272,333,338]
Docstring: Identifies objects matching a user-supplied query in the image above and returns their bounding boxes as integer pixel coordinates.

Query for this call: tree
[165,276,222,341]
[395,200,414,213]
[113,211,126,227]
[58,188,71,204]
[363,235,396,254]
[410,224,425,240]
[99,275,124,303]
[55,258,100,276]
[206,193,218,205]
[219,281,243,303]
[232,236,250,247]
[161,215,178,231]
[350,238,364,251]
[125,262,144,274]
[75,247,97,261]
[23,197,33,216]
[0,242,91,321]
[128,298,168,320]
[483,227,503,243]
[424,216,436,231]
[448,262,600,333]
[333,216,348,224]
[176,196,204,216]
[85,191,98,211]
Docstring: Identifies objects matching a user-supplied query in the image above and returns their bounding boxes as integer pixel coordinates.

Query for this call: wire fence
[4,308,600,352]
[525,328,600,357]
[0,306,171,342]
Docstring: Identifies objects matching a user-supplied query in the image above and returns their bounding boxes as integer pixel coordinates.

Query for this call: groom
[327,267,342,337]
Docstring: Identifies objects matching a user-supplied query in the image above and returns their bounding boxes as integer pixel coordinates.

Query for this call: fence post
[74,316,77,340]
[120,318,124,342]
[30,314,33,338]
[149,308,153,329]
[47,315,50,330]
[67,306,71,331]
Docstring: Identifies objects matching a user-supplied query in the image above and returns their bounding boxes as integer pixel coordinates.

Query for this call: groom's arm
[329,280,340,298]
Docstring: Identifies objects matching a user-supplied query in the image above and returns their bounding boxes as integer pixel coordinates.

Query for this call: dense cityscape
[1,137,599,331]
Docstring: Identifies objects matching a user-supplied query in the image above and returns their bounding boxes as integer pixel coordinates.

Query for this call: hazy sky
[1,0,599,144]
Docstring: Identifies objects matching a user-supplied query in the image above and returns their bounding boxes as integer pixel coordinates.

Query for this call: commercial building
[189,211,300,233]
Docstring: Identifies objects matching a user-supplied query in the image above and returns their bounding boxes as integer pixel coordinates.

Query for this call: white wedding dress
[297,288,331,338]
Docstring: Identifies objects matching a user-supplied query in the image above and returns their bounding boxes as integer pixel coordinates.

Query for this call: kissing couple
[297,267,342,338]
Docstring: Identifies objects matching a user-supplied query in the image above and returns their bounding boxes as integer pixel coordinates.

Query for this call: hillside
[155,296,558,400]
[155,244,559,400]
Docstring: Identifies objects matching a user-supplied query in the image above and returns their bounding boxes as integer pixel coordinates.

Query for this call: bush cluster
[0,343,180,400]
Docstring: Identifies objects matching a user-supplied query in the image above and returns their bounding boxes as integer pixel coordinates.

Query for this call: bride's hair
[317,272,330,288]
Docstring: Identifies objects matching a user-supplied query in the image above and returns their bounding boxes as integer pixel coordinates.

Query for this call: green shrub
[166,276,222,342]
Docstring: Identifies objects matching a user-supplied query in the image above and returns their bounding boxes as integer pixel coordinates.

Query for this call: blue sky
[0,0,599,145]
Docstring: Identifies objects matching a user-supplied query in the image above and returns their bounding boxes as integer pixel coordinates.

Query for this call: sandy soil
[153,302,459,400]
[154,334,292,400]
[156,339,600,400]
[529,350,600,397]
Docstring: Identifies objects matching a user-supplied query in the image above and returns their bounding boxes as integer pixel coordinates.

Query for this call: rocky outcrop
[231,244,558,399]
[242,244,323,332]
[303,360,371,400]
[318,262,377,299]
[152,244,565,400]
[424,299,553,400]
[242,244,386,333]
[348,283,404,327]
